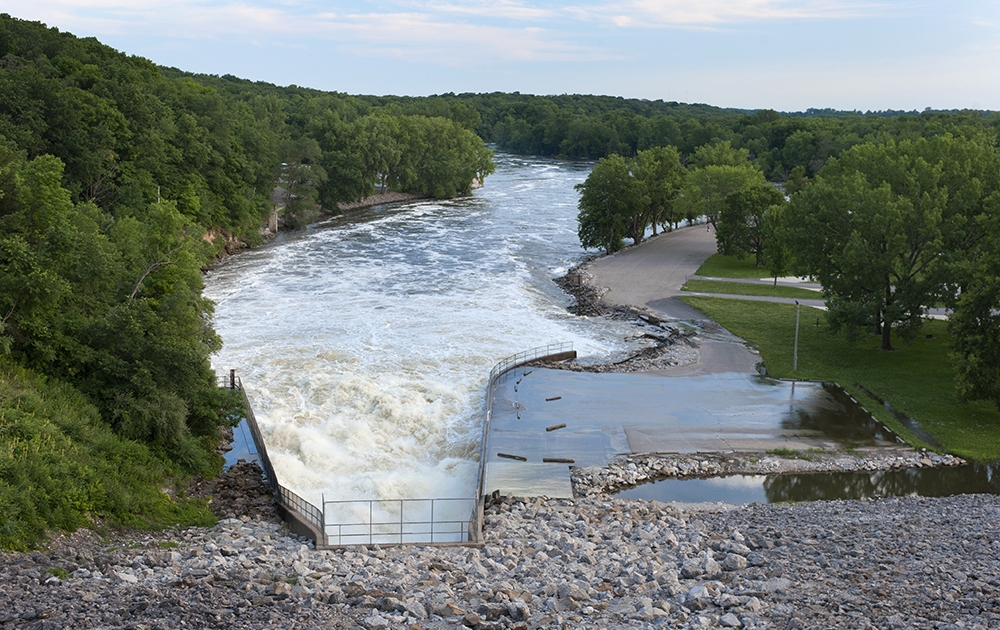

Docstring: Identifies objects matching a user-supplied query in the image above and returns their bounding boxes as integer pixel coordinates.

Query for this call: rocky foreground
[3,463,999,629]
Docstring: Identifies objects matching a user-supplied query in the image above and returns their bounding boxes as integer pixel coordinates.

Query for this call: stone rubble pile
[572,451,968,497]
[533,337,700,374]
[529,309,703,374]
[6,491,999,630]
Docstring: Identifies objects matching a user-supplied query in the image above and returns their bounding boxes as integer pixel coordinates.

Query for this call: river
[204,154,636,505]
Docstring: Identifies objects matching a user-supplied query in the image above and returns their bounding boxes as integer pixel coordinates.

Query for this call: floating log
[545,396,562,402]
[497,452,527,461]
[543,457,575,464]
[546,423,567,432]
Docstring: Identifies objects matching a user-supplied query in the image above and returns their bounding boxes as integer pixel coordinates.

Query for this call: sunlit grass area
[682,279,822,300]
[693,253,773,279]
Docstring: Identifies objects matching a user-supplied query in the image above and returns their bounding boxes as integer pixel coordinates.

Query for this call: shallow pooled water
[616,463,1000,503]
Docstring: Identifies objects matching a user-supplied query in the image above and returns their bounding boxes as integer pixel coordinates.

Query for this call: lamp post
[793,300,800,373]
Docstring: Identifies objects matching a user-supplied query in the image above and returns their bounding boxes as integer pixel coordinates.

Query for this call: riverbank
[335,191,429,213]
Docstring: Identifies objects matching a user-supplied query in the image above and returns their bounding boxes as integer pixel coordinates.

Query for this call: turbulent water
[205,154,635,505]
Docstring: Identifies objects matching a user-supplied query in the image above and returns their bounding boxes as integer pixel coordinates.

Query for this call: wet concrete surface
[483,367,901,498]
[224,418,262,470]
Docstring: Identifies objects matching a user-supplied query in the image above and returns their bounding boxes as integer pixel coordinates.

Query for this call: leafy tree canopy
[576,154,646,254]
[784,135,1000,351]
[716,183,786,266]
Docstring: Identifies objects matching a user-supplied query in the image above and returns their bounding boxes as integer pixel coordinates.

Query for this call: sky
[6,0,1000,111]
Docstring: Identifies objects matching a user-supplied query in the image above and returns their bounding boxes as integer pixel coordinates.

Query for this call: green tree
[576,154,645,254]
[277,136,326,228]
[675,164,766,229]
[784,165,809,194]
[716,183,785,266]
[0,151,229,471]
[761,205,792,286]
[949,241,1000,408]
[633,146,686,234]
[311,112,370,206]
[390,116,494,199]
[688,140,751,168]
[783,137,999,351]
[358,113,402,194]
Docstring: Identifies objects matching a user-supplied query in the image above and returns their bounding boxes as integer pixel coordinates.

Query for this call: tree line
[433,92,1000,185]
[575,131,1000,411]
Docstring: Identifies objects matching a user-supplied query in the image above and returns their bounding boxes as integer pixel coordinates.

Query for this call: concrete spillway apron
[482,226,900,499]
[483,366,902,499]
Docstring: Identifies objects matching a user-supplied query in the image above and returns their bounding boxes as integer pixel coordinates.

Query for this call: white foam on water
[206,154,628,505]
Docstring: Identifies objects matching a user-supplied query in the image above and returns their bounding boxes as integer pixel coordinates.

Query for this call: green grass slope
[0,359,216,550]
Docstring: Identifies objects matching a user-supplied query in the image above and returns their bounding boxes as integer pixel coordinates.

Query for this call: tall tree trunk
[881,279,894,351]
[881,320,893,351]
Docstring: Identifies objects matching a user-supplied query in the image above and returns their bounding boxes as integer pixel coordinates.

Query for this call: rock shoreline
[8,225,996,627]
[6,471,998,629]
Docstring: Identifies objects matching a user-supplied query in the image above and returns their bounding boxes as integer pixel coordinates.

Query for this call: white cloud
[576,0,894,28]
[424,0,557,21]
[12,0,897,43]
[11,0,607,61]
[320,13,605,64]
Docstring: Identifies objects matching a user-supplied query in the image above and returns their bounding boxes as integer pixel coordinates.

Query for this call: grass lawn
[682,279,822,301]
[694,253,774,279]
[681,296,1000,462]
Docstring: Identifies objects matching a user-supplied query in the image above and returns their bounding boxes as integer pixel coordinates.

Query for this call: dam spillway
[205,154,639,507]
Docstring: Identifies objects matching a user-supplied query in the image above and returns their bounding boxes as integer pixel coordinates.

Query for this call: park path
[586,224,718,312]
[584,225,764,374]
[586,225,828,311]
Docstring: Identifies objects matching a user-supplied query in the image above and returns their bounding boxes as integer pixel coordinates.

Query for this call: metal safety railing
[223,344,573,549]
[279,485,325,529]
[224,373,326,539]
[323,498,478,546]
[487,342,574,384]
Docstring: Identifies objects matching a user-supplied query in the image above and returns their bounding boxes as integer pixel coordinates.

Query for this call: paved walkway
[588,226,766,375]
[587,225,717,309]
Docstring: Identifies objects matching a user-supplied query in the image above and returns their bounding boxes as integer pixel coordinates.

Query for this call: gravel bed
[3,461,997,629]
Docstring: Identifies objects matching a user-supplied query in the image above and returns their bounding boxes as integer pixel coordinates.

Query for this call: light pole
[793,300,800,373]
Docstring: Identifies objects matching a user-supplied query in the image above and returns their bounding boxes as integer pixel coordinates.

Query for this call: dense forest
[2,11,1000,547]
